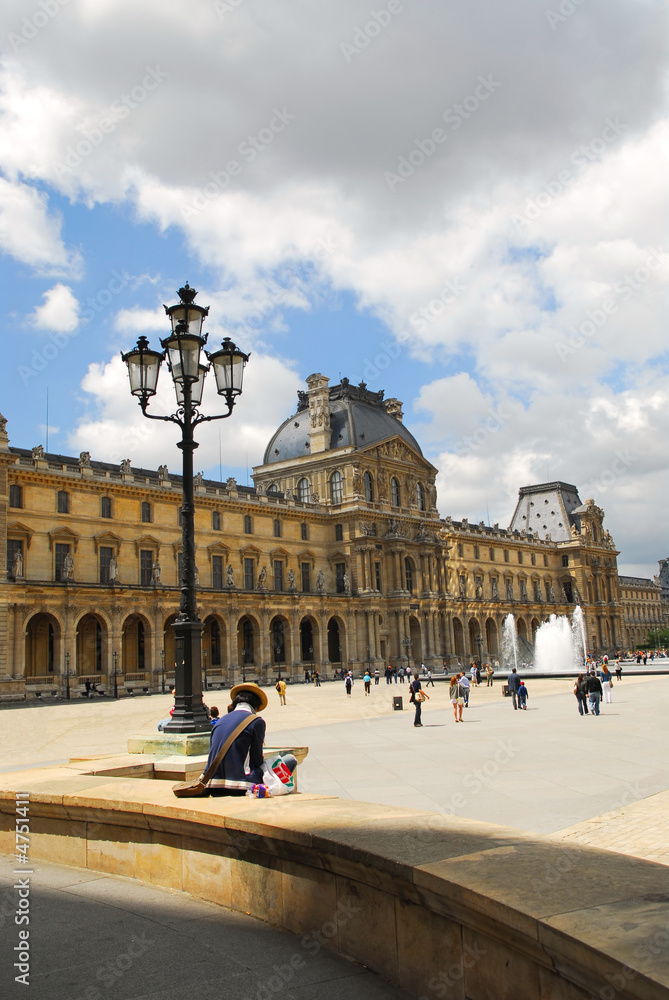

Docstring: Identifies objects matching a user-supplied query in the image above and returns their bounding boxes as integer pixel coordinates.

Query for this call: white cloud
[0,178,80,274]
[31,283,80,333]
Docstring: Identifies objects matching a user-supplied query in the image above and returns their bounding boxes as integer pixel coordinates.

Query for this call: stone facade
[618,574,664,650]
[0,377,624,698]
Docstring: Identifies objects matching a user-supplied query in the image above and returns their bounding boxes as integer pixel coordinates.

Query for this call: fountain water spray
[534,605,588,673]
[501,613,519,671]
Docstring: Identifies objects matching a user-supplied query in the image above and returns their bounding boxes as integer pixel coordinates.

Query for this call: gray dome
[263,383,423,465]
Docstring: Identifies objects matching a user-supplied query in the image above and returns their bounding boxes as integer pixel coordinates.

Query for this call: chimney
[305,373,331,453]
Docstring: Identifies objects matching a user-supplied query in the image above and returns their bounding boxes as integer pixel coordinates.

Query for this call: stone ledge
[0,761,667,1000]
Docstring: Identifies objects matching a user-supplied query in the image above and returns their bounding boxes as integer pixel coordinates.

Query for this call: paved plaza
[2,671,669,859]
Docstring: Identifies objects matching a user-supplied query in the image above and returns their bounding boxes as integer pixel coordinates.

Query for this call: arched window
[210,620,221,665]
[363,471,374,502]
[330,470,343,504]
[404,557,414,594]
[391,477,401,507]
[297,478,310,502]
[267,483,279,494]
[101,496,112,519]
[416,482,425,511]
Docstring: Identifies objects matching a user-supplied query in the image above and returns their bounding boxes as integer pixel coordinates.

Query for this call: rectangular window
[9,484,22,508]
[543,554,548,567]
[244,515,252,534]
[301,522,308,541]
[457,542,463,557]
[335,523,343,542]
[335,562,346,594]
[518,551,523,564]
[489,547,495,560]
[273,519,281,538]
[212,555,223,589]
[57,490,69,514]
[531,552,536,566]
[562,554,569,567]
[212,511,221,531]
[473,545,479,560]
[141,502,151,523]
[244,558,255,590]
[504,549,509,562]
[301,562,311,593]
[101,496,112,518]
[273,560,284,591]
[99,546,113,585]
[374,561,382,592]
[140,550,153,587]
[7,539,23,580]
[55,543,70,583]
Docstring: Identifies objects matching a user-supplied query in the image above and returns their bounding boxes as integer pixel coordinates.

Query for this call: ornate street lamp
[275,644,282,682]
[160,648,165,695]
[65,651,71,701]
[122,283,249,733]
[113,650,119,700]
[402,635,411,674]
[241,648,247,684]
[366,644,372,675]
[202,646,208,692]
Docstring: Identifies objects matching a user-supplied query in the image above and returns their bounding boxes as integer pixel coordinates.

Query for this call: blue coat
[205,709,266,790]
[507,672,521,692]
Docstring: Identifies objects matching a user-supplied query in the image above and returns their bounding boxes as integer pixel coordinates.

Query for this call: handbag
[415,689,427,702]
[172,714,256,797]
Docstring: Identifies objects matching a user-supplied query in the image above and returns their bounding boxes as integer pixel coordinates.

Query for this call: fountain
[533,606,588,674]
[501,613,519,671]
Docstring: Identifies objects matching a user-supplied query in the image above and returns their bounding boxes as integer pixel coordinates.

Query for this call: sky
[0,0,667,578]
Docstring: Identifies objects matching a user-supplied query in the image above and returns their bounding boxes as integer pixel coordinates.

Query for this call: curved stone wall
[1,759,668,1000]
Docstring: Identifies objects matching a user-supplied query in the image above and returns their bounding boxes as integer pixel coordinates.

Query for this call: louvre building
[0,375,624,698]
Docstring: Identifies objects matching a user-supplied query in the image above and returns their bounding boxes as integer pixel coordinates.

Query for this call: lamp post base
[164,618,210,733]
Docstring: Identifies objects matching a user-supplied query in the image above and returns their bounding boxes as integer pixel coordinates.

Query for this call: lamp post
[241,648,247,684]
[475,633,483,668]
[275,644,282,682]
[338,643,343,679]
[202,646,208,692]
[113,650,119,700]
[65,651,71,701]
[402,635,411,675]
[160,649,165,694]
[122,283,249,733]
[309,644,313,678]
[366,644,371,676]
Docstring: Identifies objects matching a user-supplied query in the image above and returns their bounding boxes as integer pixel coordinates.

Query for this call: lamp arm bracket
[193,404,235,428]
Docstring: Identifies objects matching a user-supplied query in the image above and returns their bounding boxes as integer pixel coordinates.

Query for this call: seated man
[203,682,296,797]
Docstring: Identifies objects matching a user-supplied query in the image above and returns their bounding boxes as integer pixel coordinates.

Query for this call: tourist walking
[615,659,623,681]
[459,672,471,708]
[574,674,589,715]
[507,667,521,711]
[586,669,603,716]
[426,670,434,687]
[275,678,287,705]
[409,673,429,727]
[345,673,353,698]
[363,671,371,696]
[601,665,613,703]
[399,667,406,684]
[517,680,528,710]
[449,674,464,723]
[374,668,380,685]
[485,663,494,687]
[313,669,321,687]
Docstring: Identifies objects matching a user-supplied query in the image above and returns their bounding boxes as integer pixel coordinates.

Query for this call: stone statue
[158,465,169,481]
[287,568,296,590]
[226,564,234,587]
[0,413,7,434]
[351,466,363,495]
[226,476,237,491]
[194,471,204,487]
[63,552,74,581]
[571,523,580,537]
[194,564,200,586]
[549,584,556,602]
[311,492,319,504]
[475,579,483,599]
[343,571,350,593]
[78,451,91,468]
[505,579,513,601]
[258,565,267,589]
[376,470,388,502]
[120,458,132,473]
[109,554,118,583]
[316,570,325,592]
[491,577,498,600]
[152,559,161,584]
[32,445,44,460]
[459,576,466,599]
[12,549,23,579]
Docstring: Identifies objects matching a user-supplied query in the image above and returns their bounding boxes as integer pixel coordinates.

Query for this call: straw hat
[230,682,268,711]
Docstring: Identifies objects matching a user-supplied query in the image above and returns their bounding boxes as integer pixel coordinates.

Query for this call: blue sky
[1,0,668,577]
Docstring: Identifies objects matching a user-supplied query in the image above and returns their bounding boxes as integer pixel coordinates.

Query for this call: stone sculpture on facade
[12,549,24,579]
[120,458,132,474]
[32,445,44,460]
[226,564,235,587]
[109,554,118,583]
[316,570,325,592]
[63,552,74,581]
[158,465,169,481]
[152,559,161,584]
[78,452,91,468]
[258,565,268,590]
[287,568,296,590]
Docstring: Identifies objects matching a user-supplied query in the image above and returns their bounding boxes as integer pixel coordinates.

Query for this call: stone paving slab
[554,787,669,866]
[0,853,411,1000]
